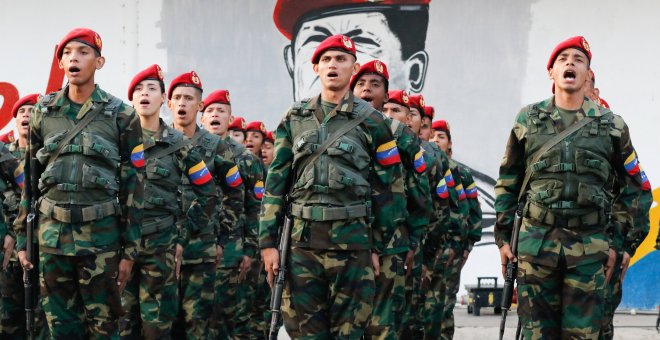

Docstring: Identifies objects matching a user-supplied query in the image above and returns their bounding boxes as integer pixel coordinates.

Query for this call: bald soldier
[495,36,652,339]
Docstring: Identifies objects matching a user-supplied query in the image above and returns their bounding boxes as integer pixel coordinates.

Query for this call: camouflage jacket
[259,91,403,253]
[141,120,217,250]
[220,136,264,266]
[455,163,483,252]
[495,96,652,265]
[180,127,244,264]
[420,140,452,254]
[15,85,145,260]
[0,142,19,239]
[445,159,470,251]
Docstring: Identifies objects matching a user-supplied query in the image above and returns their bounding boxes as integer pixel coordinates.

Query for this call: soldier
[245,121,267,158]
[199,89,265,339]
[260,34,403,338]
[15,27,145,338]
[168,72,245,339]
[352,60,432,339]
[228,117,247,145]
[119,64,218,338]
[262,131,275,167]
[419,106,434,142]
[495,36,652,339]
[583,70,610,109]
[431,119,483,339]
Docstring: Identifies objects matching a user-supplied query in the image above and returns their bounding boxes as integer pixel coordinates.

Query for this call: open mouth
[563,69,576,81]
[177,109,187,117]
[362,96,373,102]
[246,144,254,149]
[327,71,338,79]
[21,121,29,128]
[210,119,221,127]
[140,99,150,105]
[69,66,81,73]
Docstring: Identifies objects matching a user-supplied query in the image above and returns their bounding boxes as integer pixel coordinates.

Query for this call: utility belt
[526,200,604,228]
[290,202,370,222]
[39,197,120,223]
[142,215,175,236]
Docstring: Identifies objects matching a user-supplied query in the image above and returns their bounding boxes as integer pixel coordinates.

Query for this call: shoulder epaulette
[103,95,124,117]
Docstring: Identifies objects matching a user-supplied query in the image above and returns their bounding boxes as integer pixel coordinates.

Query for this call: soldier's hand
[116,259,134,293]
[238,255,252,283]
[620,251,631,284]
[404,250,414,277]
[499,244,516,278]
[261,248,279,288]
[3,235,15,270]
[175,244,184,279]
[18,250,33,270]
[372,252,380,277]
[604,248,616,284]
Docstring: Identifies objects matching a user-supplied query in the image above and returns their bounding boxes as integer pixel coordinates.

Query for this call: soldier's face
[549,48,590,94]
[408,107,423,135]
[383,102,410,125]
[419,116,432,141]
[169,87,203,128]
[262,141,274,166]
[246,131,264,156]
[132,80,165,119]
[313,51,359,92]
[15,105,33,138]
[59,41,104,87]
[353,74,387,111]
[431,130,451,154]
[291,13,407,100]
[230,130,245,144]
[201,103,232,137]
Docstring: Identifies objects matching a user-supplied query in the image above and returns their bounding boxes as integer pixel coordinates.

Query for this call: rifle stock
[499,201,525,340]
[23,126,39,339]
[268,209,293,340]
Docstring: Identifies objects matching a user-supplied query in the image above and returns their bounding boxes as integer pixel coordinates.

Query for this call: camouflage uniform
[211,136,265,339]
[14,85,145,339]
[494,96,652,339]
[440,163,482,339]
[120,120,217,339]
[259,91,403,338]
[174,127,244,339]
[366,119,431,340]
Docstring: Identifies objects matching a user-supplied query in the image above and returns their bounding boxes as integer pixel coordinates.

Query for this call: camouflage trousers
[246,258,271,340]
[210,264,251,339]
[517,258,605,339]
[120,244,178,339]
[283,247,375,339]
[599,253,623,340]
[420,247,450,339]
[40,251,122,339]
[365,252,406,340]
[440,248,464,340]
[173,261,215,339]
[0,260,49,339]
[399,247,424,338]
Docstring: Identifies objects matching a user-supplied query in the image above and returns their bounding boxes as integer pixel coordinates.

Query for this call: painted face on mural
[286,12,428,100]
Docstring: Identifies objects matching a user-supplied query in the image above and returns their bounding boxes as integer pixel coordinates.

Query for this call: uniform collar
[306,90,356,117]
[539,95,602,121]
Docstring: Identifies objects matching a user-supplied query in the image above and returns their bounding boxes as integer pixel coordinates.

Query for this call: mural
[0,0,658,310]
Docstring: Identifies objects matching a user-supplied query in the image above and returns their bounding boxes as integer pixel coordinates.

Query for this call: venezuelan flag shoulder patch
[436,178,448,199]
[15,171,24,189]
[225,165,243,188]
[413,149,426,174]
[131,144,145,168]
[254,180,264,200]
[624,151,640,175]
[456,183,466,201]
[465,183,478,198]
[188,161,212,185]
[444,169,455,188]
[376,140,401,166]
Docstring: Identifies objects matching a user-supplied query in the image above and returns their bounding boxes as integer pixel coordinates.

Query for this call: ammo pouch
[142,215,176,236]
[38,196,120,223]
[290,202,370,222]
[525,200,604,228]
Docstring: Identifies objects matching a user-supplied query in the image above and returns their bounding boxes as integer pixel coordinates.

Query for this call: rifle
[23,125,40,339]
[268,205,293,340]
[499,200,525,340]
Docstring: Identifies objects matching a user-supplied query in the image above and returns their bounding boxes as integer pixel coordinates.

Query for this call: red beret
[56,28,102,60]
[11,93,40,118]
[423,106,435,120]
[273,0,430,40]
[228,117,246,131]
[203,90,231,112]
[408,94,425,113]
[350,60,389,90]
[246,121,267,135]
[432,120,450,133]
[387,90,410,109]
[311,35,357,64]
[128,64,164,101]
[547,36,591,70]
[0,131,15,144]
[265,131,275,143]
[598,97,610,109]
[168,71,203,100]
